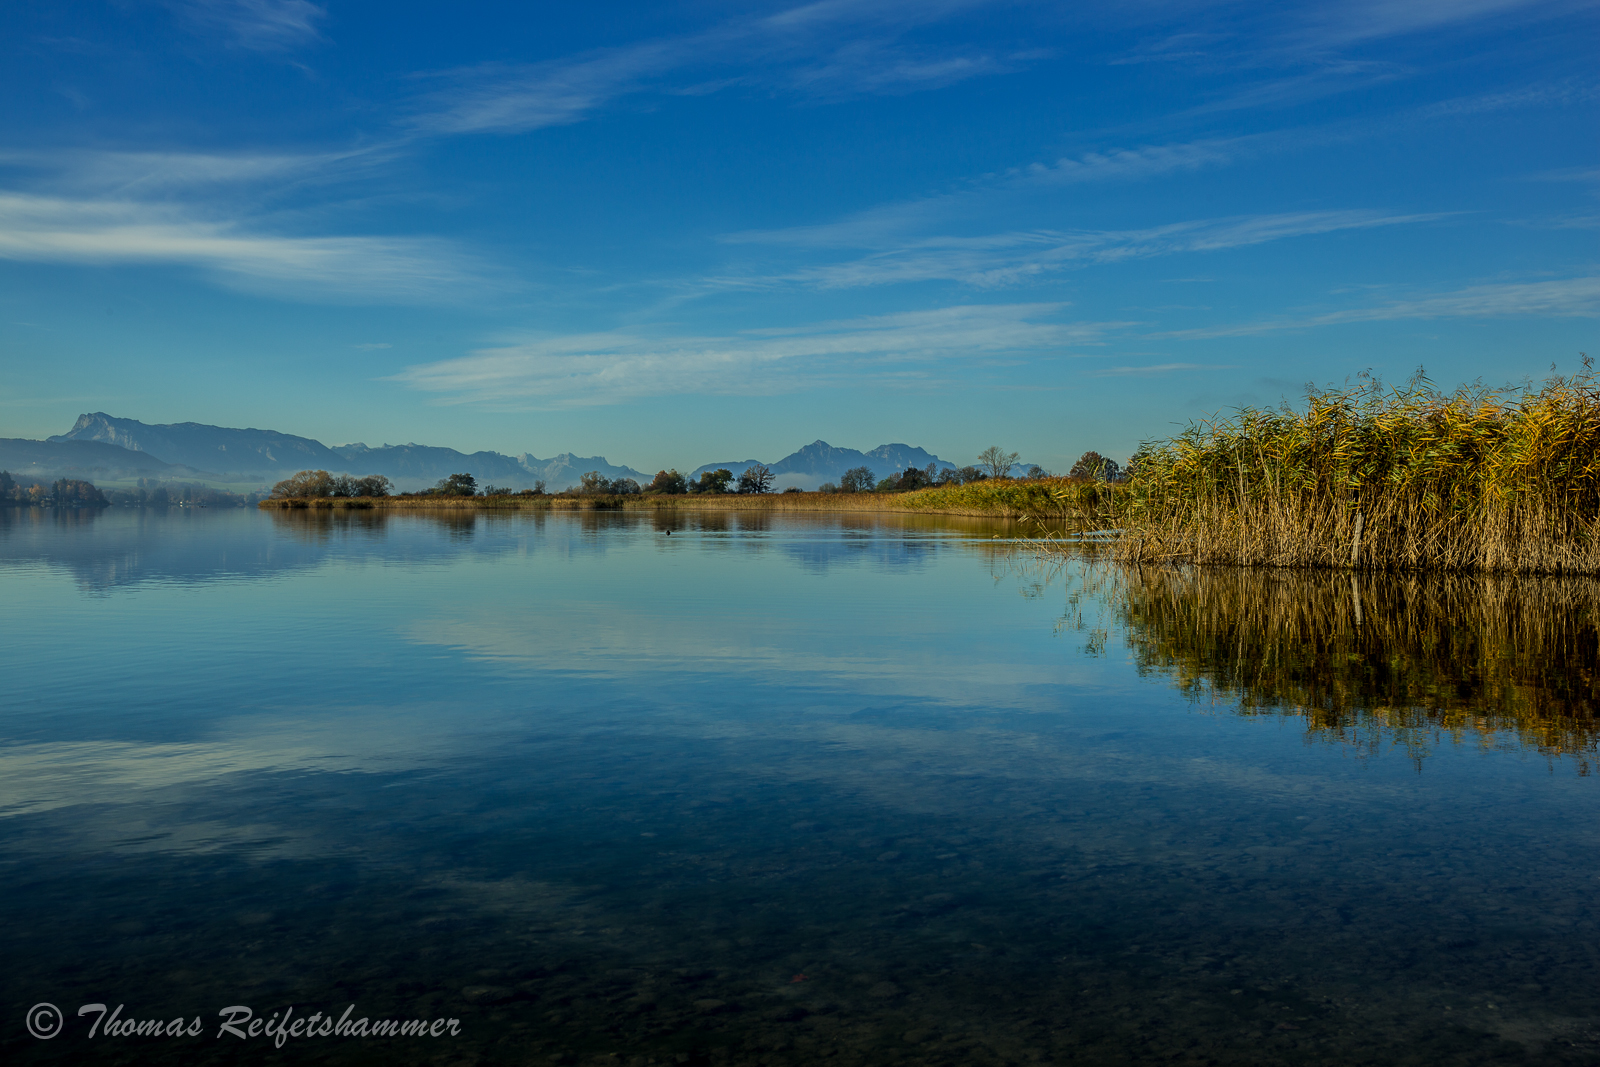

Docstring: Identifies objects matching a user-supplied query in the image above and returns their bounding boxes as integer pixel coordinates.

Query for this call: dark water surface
[2,507,1598,1066]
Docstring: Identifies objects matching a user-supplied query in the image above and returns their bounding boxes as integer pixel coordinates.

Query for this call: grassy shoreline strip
[258,476,1082,518]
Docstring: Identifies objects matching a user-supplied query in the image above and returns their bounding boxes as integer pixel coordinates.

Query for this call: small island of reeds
[1074,364,1600,574]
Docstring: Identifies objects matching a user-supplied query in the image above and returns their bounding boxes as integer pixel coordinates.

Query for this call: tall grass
[889,476,1079,517]
[1105,366,1600,572]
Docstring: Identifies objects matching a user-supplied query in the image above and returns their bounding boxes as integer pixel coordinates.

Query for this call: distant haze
[20,413,1005,493]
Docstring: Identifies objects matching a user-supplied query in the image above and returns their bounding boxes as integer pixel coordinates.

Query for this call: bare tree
[839,466,875,493]
[272,470,336,498]
[736,464,775,494]
[977,446,1020,479]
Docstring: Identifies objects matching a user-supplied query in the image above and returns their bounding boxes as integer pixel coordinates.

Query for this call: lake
[2,506,1597,1066]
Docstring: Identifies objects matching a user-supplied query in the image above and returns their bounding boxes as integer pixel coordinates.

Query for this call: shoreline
[258,478,1082,520]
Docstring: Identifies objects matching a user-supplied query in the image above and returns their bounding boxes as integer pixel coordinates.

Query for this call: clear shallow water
[2,507,1597,1066]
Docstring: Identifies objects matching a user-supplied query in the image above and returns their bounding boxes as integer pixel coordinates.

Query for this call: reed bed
[1099,367,1600,573]
[1112,565,1600,767]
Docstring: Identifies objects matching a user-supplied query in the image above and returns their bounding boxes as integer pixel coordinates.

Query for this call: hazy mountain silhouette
[52,413,343,476]
[35,415,981,493]
[333,443,530,486]
[691,440,956,490]
[43,413,650,490]
[333,443,648,491]
[517,452,650,489]
[0,437,200,481]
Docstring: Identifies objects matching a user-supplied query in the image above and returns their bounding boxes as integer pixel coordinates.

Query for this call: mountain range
[5,413,976,492]
[690,441,955,489]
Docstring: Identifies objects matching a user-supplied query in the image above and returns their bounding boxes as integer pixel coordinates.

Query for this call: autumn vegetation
[0,471,108,507]
[1051,365,1600,574]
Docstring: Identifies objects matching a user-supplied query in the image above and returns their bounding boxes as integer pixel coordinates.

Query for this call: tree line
[0,471,109,507]
[271,471,396,499]
[268,446,1124,502]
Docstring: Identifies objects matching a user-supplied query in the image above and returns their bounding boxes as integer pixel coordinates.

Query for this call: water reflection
[8,514,1598,1066]
[1108,565,1600,768]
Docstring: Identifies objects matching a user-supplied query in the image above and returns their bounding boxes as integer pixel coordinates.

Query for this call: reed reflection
[1110,566,1600,767]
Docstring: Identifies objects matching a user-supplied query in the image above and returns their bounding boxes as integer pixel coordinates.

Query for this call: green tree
[431,473,478,497]
[893,466,934,491]
[977,446,1019,479]
[1069,451,1120,481]
[648,469,688,494]
[692,468,734,494]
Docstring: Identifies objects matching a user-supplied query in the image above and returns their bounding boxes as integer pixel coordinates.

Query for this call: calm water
[2,507,1598,1066]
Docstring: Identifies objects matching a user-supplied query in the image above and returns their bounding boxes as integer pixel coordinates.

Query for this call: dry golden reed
[1095,365,1600,572]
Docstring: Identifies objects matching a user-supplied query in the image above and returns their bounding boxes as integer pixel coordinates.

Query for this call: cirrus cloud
[391,303,1121,408]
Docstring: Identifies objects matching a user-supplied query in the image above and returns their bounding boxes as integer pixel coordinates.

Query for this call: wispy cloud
[1297,0,1580,47]
[409,0,1017,135]
[1417,78,1600,120]
[719,135,1262,253]
[1179,60,1407,116]
[1154,276,1600,338]
[721,210,1449,290]
[0,193,485,302]
[1528,165,1600,184]
[1020,138,1250,186]
[163,0,327,52]
[392,303,1116,408]
[1115,3,1591,121]
[1094,362,1238,377]
[0,146,387,197]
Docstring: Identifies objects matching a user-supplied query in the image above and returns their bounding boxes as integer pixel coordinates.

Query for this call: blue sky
[1,0,1595,472]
